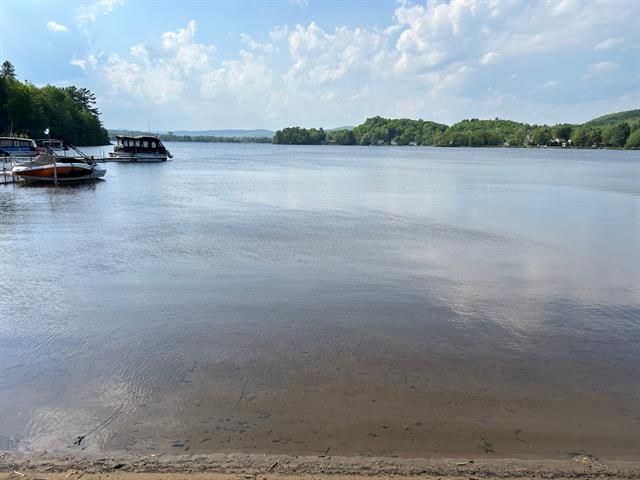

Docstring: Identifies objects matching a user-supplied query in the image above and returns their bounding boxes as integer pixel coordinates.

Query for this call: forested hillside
[274,110,640,149]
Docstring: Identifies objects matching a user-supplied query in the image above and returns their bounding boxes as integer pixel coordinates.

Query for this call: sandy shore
[2,452,639,479]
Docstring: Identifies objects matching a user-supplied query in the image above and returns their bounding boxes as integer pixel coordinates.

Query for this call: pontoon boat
[109,135,172,162]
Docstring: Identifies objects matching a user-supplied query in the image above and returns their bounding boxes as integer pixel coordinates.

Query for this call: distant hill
[584,109,640,127]
[171,129,274,138]
[274,110,640,148]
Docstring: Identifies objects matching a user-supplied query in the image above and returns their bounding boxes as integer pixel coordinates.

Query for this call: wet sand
[2,452,639,479]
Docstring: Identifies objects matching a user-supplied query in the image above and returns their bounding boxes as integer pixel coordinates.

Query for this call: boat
[0,137,38,157]
[10,141,106,184]
[109,135,172,162]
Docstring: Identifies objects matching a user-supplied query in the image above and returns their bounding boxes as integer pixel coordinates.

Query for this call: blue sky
[1,0,638,130]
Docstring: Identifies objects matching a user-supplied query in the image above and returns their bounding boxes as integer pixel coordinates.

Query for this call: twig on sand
[267,461,278,472]
[12,471,25,477]
[236,380,248,407]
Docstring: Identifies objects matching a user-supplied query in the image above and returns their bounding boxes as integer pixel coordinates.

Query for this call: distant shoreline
[102,140,633,151]
[272,110,639,149]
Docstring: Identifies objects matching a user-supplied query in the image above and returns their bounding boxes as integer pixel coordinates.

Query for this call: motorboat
[10,141,106,184]
[0,137,38,157]
[109,135,172,162]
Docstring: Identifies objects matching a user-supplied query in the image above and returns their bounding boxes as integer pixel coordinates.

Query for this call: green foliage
[0,60,109,145]
[624,129,640,149]
[553,124,573,141]
[274,109,638,149]
[585,109,640,127]
[66,86,100,116]
[531,126,552,145]
[602,122,631,147]
[272,127,326,144]
[0,60,15,79]
[327,128,356,145]
[437,118,528,147]
[350,116,448,146]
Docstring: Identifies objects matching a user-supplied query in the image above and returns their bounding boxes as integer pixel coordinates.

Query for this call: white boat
[109,135,172,162]
[0,137,38,157]
[11,141,106,184]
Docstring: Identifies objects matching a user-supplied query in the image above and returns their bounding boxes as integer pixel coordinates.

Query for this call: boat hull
[108,152,168,162]
[12,163,106,183]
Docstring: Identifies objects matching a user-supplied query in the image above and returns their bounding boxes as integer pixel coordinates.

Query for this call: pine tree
[1,60,16,79]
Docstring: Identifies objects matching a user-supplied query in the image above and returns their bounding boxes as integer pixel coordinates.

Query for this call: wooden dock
[1,171,24,184]
[1,159,22,184]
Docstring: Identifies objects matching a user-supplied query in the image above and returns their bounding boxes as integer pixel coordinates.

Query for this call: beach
[2,451,640,479]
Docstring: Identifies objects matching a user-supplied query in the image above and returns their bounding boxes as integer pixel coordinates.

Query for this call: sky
[1,0,638,131]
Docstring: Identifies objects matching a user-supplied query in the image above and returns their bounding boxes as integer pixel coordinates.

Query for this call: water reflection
[0,144,639,458]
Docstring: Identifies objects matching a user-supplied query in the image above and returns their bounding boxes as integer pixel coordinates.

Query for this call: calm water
[1,144,639,459]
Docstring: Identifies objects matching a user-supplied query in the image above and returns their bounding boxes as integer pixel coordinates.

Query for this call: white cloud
[75,21,216,105]
[159,20,215,73]
[129,43,149,61]
[77,0,123,28]
[284,22,386,85]
[240,33,275,54]
[289,0,309,7]
[162,20,197,49]
[73,0,640,129]
[200,51,273,101]
[586,61,618,77]
[46,21,68,33]
[70,59,87,70]
[70,54,97,70]
[479,52,499,65]
[594,38,623,51]
[101,52,186,104]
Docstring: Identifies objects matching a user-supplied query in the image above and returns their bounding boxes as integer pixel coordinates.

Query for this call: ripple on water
[1,145,639,457]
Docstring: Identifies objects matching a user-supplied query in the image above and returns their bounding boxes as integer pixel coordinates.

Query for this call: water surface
[1,144,639,459]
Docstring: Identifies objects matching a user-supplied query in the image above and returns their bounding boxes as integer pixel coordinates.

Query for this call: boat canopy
[0,137,38,157]
[115,135,167,151]
[0,137,37,149]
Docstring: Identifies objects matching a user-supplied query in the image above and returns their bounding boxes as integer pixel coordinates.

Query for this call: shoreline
[2,452,639,479]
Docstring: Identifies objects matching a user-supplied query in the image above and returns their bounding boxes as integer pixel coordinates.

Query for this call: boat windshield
[0,138,37,149]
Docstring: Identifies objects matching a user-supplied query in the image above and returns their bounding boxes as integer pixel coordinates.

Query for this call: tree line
[110,130,272,144]
[273,110,640,149]
[272,127,328,145]
[0,60,109,146]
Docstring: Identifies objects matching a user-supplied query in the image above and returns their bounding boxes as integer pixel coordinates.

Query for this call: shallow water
[1,144,639,459]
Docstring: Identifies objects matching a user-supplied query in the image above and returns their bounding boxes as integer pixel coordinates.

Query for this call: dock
[1,158,23,184]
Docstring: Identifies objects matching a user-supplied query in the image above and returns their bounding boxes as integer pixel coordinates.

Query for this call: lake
[0,144,639,459]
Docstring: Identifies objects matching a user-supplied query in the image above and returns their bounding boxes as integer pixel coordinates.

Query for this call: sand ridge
[1,452,639,479]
